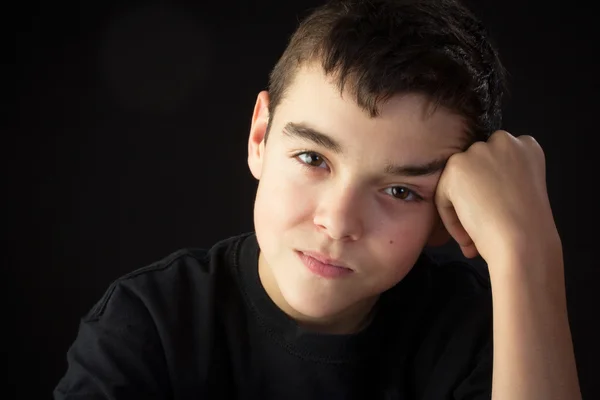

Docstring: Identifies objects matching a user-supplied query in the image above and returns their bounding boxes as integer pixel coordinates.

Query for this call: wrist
[487,236,565,299]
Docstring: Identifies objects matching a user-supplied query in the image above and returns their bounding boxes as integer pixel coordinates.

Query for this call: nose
[313,184,364,241]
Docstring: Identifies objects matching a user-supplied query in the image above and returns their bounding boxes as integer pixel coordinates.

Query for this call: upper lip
[299,250,352,270]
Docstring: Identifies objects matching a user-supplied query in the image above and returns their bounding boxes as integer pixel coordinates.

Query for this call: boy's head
[247,0,506,331]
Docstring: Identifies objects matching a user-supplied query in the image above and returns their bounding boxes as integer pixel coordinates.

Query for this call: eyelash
[292,150,424,203]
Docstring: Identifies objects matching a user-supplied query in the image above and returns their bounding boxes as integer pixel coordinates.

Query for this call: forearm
[489,246,581,400]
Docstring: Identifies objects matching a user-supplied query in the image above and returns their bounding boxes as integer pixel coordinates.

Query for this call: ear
[248,90,270,180]
[425,214,452,247]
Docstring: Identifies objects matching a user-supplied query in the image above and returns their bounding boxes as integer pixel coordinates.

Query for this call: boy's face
[248,64,466,327]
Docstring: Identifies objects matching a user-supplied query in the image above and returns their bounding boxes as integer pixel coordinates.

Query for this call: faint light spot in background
[100,4,211,113]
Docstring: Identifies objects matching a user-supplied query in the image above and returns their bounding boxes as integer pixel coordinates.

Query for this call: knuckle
[445,151,464,167]
[490,129,512,142]
[467,140,487,153]
[520,135,545,158]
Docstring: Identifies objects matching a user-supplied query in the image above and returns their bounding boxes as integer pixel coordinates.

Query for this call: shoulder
[56,233,253,397]
[84,232,252,323]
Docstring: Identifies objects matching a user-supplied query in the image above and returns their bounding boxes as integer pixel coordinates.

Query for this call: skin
[435,132,582,399]
[248,64,463,334]
[248,63,581,399]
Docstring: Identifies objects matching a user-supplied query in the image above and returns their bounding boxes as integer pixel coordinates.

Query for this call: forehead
[274,65,467,155]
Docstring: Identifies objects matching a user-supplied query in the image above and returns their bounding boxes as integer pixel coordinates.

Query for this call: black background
[9,0,599,398]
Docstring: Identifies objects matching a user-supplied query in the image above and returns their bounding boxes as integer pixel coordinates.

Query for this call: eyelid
[292,150,428,201]
[386,183,422,195]
[293,150,330,169]
[382,186,424,202]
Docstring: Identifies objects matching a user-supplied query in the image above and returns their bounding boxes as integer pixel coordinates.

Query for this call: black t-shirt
[54,232,493,400]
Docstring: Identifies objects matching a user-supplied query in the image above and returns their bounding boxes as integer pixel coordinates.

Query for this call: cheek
[254,163,314,232]
[363,216,433,287]
[371,207,437,257]
[392,209,436,236]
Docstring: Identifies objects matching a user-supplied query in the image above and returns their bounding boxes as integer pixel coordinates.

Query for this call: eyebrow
[283,122,343,154]
[383,157,448,177]
[282,121,450,177]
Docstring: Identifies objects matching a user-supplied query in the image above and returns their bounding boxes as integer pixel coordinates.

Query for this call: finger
[435,174,479,258]
[460,242,479,259]
[437,202,478,257]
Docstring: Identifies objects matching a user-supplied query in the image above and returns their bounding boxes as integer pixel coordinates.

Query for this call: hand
[434,130,560,263]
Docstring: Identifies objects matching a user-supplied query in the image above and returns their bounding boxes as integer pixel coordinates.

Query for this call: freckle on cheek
[389,240,394,244]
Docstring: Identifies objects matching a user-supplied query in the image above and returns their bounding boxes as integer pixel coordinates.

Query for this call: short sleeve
[452,332,493,399]
[53,282,171,399]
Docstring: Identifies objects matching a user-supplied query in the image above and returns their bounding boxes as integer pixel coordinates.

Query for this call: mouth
[296,250,354,279]
[300,250,351,268]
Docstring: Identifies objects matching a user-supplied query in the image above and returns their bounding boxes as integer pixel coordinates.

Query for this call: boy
[54,0,581,399]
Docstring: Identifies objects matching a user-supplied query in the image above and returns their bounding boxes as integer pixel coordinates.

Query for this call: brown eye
[384,186,422,202]
[297,152,327,168]
[392,187,410,199]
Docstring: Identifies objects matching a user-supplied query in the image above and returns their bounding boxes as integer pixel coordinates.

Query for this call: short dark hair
[266,0,507,145]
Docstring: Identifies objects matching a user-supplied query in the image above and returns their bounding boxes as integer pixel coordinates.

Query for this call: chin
[277,277,359,320]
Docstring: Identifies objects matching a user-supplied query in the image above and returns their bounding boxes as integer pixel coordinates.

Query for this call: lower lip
[296,251,354,279]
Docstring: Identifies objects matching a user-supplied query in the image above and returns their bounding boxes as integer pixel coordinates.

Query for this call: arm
[434,130,581,400]
[488,241,581,400]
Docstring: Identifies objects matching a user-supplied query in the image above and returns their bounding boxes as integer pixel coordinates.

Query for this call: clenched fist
[435,130,560,265]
